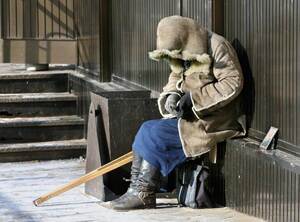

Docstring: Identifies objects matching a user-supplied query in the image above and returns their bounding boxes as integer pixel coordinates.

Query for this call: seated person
[110,15,246,211]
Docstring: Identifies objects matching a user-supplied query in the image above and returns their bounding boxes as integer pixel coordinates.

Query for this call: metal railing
[1,0,75,40]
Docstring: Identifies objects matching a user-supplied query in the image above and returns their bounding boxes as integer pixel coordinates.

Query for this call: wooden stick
[33,151,133,206]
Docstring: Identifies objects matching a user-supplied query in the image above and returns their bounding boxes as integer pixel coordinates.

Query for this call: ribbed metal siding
[225,139,300,222]
[225,0,300,152]
[110,0,216,92]
[73,0,217,89]
[0,0,3,38]
[75,0,101,77]
[2,0,75,39]
[110,0,180,92]
[182,0,212,29]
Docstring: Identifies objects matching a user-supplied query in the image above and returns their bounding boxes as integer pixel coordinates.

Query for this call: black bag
[177,161,216,208]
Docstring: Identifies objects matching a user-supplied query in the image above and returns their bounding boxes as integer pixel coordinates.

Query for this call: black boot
[109,151,142,204]
[127,151,143,191]
[110,159,161,211]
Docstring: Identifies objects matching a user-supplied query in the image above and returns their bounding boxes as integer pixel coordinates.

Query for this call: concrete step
[0,72,69,93]
[0,93,77,117]
[0,116,84,143]
[0,139,87,162]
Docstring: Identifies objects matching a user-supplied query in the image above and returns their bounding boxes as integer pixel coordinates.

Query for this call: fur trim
[149,49,182,61]
[176,77,184,93]
[182,51,211,63]
[149,49,211,65]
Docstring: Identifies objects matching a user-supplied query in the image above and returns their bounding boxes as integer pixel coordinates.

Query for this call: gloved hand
[164,94,181,116]
[177,93,193,119]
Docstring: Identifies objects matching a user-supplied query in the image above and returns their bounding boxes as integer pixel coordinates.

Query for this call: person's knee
[140,120,153,130]
[138,120,158,135]
[149,121,166,139]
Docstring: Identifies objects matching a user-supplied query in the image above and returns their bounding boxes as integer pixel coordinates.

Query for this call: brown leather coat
[149,16,246,157]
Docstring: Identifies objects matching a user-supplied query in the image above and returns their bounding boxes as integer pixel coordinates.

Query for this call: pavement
[0,158,265,222]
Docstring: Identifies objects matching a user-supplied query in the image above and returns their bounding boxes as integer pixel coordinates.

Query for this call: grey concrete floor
[0,158,265,222]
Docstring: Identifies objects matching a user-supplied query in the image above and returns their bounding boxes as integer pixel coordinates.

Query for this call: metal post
[0,0,3,63]
[0,0,3,38]
[99,0,111,82]
[212,0,224,35]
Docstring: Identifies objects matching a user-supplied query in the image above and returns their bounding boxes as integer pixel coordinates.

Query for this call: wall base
[224,138,300,222]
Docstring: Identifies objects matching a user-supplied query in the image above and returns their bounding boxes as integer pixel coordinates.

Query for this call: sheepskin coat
[149,16,246,157]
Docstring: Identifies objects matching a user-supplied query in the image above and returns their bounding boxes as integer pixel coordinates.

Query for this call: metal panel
[224,0,300,154]
[2,0,75,39]
[85,92,160,200]
[182,0,212,29]
[110,0,221,93]
[225,139,300,222]
[74,0,220,88]
[74,0,109,79]
[110,0,180,92]
[0,0,2,38]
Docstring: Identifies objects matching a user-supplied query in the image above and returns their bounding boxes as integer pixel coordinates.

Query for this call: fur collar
[149,49,211,64]
[149,51,211,75]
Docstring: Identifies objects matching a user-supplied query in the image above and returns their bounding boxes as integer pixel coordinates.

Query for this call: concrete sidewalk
[0,159,265,222]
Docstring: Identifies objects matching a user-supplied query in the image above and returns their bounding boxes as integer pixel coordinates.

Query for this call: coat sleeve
[158,71,183,118]
[190,42,244,118]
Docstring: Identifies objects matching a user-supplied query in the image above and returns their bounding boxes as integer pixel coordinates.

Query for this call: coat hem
[177,116,213,158]
[177,118,189,157]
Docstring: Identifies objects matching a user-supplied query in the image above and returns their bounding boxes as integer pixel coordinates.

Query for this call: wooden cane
[33,151,133,206]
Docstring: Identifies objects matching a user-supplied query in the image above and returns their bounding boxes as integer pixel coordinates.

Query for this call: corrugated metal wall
[181,0,212,27]
[2,0,299,153]
[224,0,300,154]
[75,0,109,80]
[75,0,300,153]
[225,139,300,222]
[75,0,100,76]
[2,0,75,39]
[110,0,180,92]
[0,0,3,38]
[110,0,215,92]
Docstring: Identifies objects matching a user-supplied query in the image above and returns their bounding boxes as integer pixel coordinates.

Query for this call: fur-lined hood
[149,16,210,64]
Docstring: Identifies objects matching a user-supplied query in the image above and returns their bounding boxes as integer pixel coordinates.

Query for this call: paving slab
[0,159,265,222]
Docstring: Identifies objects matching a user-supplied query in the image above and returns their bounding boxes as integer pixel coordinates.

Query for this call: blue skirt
[132,119,186,176]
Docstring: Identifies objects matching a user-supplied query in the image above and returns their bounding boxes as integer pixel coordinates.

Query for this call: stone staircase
[0,71,86,162]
